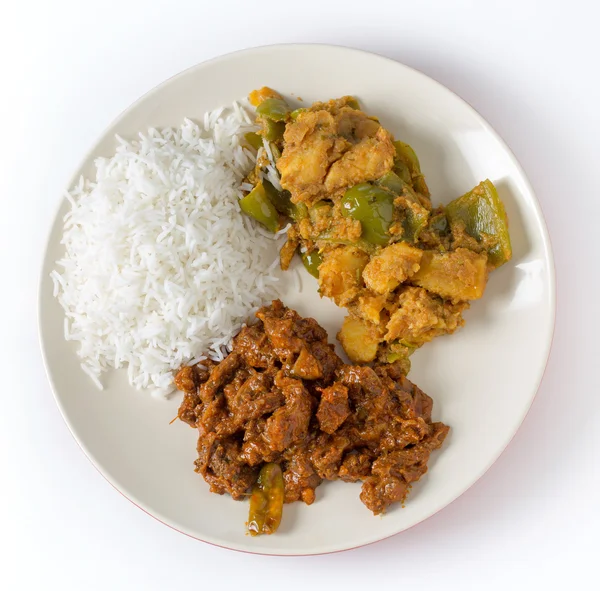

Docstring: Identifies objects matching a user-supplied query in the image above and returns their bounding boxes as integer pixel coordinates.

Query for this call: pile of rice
[51,101,286,396]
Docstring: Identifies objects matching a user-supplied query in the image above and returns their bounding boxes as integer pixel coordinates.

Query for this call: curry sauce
[175,301,448,528]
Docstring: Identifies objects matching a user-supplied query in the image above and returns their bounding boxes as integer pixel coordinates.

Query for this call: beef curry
[176,301,448,533]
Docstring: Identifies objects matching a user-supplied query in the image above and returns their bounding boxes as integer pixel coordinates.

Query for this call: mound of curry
[175,90,512,536]
[241,88,512,368]
[176,301,448,535]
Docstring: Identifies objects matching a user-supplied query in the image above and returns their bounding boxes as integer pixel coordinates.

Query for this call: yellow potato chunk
[385,287,467,345]
[277,107,394,205]
[354,293,389,325]
[338,316,381,363]
[362,242,423,295]
[318,246,369,306]
[411,248,488,301]
[324,127,395,194]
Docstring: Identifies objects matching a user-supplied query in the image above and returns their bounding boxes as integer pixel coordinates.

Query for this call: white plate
[39,44,555,555]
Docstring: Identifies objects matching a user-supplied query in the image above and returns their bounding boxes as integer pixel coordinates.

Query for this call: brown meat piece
[174,365,197,395]
[263,375,312,452]
[310,433,351,480]
[360,431,449,515]
[220,371,283,436]
[198,352,241,403]
[257,299,328,360]
[201,438,258,500]
[175,366,201,426]
[176,301,448,515]
[240,418,280,465]
[282,446,322,504]
[175,362,215,426]
[197,393,227,435]
[316,383,350,434]
[338,449,374,482]
[309,340,343,384]
[233,324,275,368]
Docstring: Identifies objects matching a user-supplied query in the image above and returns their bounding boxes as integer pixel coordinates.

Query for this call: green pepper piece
[244,132,263,150]
[341,183,395,246]
[256,97,290,122]
[393,161,412,184]
[394,140,430,196]
[445,179,512,268]
[262,119,286,142]
[394,140,421,175]
[292,202,308,221]
[290,108,307,120]
[346,97,360,109]
[429,212,449,234]
[301,250,323,278]
[316,232,377,254]
[402,206,429,243]
[248,463,284,536]
[262,180,295,218]
[376,171,406,194]
[239,183,279,233]
[270,143,282,160]
[413,176,430,197]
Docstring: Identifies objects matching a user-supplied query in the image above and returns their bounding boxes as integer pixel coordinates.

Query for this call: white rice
[259,138,283,191]
[52,100,286,396]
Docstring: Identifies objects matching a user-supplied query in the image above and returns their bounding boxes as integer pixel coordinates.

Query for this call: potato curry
[241,88,512,368]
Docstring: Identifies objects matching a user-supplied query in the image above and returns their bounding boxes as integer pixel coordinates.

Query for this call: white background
[2,1,598,589]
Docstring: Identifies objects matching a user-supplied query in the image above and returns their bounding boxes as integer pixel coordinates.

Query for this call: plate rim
[38,42,557,556]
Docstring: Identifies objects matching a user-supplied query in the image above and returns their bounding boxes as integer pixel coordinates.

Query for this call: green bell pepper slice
[256,97,290,122]
[394,140,429,196]
[262,180,295,218]
[346,97,360,110]
[244,132,263,150]
[375,171,406,194]
[393,161,412,184]
[239,183,279,233]
[301,250,323,278]
[262,119,286,142]
[341,183,394,246]
[394,141,421,175]
[445,179,512,268]
[402,206,429,243]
